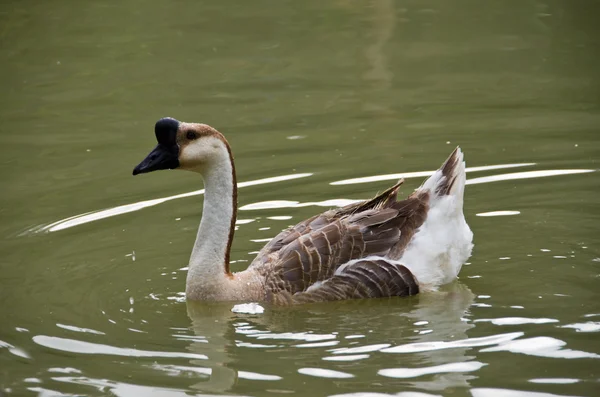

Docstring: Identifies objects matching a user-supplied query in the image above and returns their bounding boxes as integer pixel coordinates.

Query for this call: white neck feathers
[186,138,237,296]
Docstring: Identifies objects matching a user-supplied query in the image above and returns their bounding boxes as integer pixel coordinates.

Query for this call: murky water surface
[1,1,599,396]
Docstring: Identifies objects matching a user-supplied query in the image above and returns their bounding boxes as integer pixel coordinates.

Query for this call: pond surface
[1,1,599,396]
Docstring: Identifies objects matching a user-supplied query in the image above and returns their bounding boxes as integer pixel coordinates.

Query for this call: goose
[133,118,473,304]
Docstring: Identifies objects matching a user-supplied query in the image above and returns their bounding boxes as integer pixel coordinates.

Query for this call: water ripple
[298,368,354,379]
[246,331,336,342]
[22,172,312,235]
[471,388,584,397]
[0,339,31,359]
[381,332,523,354]
[378,361,486,379]
[331,163,536,185]
[560,322,600,333]
[323,354,370,362]
[329,343,391,354]
[239,199,361,211]
[296,340,340,348]
[238,371,282,381]
[33,335,208,359]
[476,211,521,217]
[466,169,595,186]
[19,166,596,235]
[149,364,282,381]
[47,368,82,374]
[474,317,559,326]
[330,392,442,397]
[56,323,105,335]
[480,336,600,359]
[529,378,580,384]
[50,376,243,397]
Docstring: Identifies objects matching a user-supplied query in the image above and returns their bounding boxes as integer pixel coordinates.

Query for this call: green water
[1,1,599,396]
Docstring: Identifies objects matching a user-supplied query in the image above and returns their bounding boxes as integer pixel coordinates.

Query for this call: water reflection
[361,0,395,116]
[20,256,600,393]
[183,303,253,393]
[30,296,594,397]
[178,283,478,393]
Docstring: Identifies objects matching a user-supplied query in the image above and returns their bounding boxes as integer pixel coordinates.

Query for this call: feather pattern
[248,179,430,303]
[247,146,472,304]
[273,258,419,304]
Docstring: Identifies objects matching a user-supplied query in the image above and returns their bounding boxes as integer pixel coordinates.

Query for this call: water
[1,1,599,396]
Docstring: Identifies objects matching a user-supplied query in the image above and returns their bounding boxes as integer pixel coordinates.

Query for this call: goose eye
[186,131,197,140]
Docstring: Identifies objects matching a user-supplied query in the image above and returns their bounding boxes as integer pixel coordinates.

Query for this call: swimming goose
[133,118,473,304]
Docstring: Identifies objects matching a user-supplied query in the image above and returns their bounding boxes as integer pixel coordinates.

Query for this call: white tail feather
[399,147,473,291]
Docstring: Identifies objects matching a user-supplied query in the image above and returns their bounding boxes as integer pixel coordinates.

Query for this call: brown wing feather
[248,179,429,303]
[273,259,419,304]
[251,180,405,264]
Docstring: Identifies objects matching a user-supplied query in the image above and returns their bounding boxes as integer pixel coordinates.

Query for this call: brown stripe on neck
[221,136,237,277]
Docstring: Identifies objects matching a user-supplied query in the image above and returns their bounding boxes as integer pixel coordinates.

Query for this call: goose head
[133,117,230,175]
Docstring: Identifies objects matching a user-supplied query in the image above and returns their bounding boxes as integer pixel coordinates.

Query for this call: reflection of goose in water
[381,283,480,391]
[182,303,242,393]
[133,118,473,304]
[181,283,479,393]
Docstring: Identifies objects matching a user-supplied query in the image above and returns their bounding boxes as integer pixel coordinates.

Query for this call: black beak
[132,144,179,175]
[133,117,181,176]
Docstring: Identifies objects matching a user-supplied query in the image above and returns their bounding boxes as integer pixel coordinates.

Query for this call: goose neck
[186,142,237,295]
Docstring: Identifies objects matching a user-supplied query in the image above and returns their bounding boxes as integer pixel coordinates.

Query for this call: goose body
[133,118,473,304]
